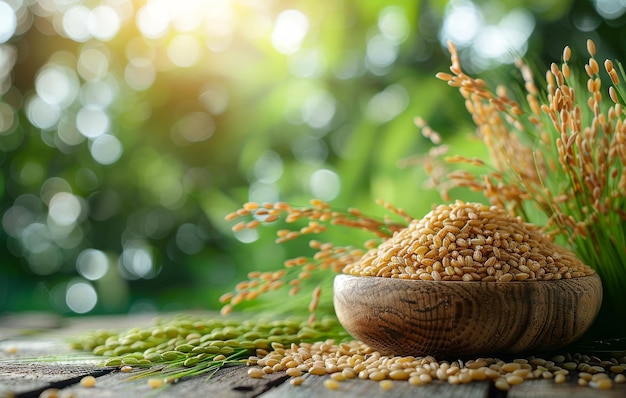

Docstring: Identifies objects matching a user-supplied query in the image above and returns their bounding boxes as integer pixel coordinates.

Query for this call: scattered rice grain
[324,379,340,390]
[379,379,394,390]
[79,375,96,388]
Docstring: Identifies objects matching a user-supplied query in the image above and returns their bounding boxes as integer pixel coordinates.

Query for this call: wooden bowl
[333,273,602,357]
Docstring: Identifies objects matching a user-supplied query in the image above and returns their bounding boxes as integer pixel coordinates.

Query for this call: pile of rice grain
[343,201,594,281]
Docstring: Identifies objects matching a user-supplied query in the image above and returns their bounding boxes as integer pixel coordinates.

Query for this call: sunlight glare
[440,0,482,47]
[271,9,309,55]
[172,0,204,32]
[136,1,171,39]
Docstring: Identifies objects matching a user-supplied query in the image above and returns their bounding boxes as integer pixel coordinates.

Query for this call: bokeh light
[366,84,409,123]
[90,134,123,165]
[76,249,109,281]
[301,91,336,130]
[440,0,536,70]
[77,47,110,81]
[440,0,482,47]
[253,151,283,184]
[65,280,98,313]
[88,5,122,41]
[81,80,116,108]
[171,112,215,145]
[136,1,170,39]
[167,35,202,67]
[48,192,82,227]
[62,6,91,42]
[175,223,205,255]
[309,169,340,201]
[594,0,626,19]
[125,58,156,90]
[35,65,79,107]
[0,2,17,44]
[0,102,16,133]
[25,96,61,129]
[76,106,109,138]
[271,10,309,55]
[119,242,159,280]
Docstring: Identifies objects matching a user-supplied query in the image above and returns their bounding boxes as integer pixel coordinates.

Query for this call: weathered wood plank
[508,376,626,398]
[53,366,287,398]
[259,373,492,398]
[0,331,100,396]
[0,313,63,341]
[0,358,287,397]
[0,362,109,396]
[0,313,63,330]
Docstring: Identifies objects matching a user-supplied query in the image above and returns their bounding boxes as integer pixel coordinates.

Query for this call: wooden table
[1,313,625,398]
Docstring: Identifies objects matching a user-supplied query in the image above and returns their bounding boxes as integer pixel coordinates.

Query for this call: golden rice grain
[590,378,613,390]
[286,368,303,377]
[247,367,264,378]
[344,201,593,280]
[38,388,60,398]
[610,86,619,104]
[494,379,510,391]
[79,375,96,388]
[323,379,340,390]
[245,338,626,393]
[563,46,571,62]
[610,365,625,374]
[290,376,305,386]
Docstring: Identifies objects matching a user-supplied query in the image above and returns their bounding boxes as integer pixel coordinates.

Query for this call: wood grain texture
[260,374,491,398]
[53,366,288,398]
[507,377,626,398]
[333,274,603,358]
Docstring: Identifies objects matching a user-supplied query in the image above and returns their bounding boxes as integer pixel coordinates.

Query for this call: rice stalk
[221,199,411,322]
[420,40,626,340]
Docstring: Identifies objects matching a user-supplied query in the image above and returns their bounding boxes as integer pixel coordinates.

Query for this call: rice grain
[344,202,593,281]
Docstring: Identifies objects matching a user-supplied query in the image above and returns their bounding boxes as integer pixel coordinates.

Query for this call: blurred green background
[0,0,625,316]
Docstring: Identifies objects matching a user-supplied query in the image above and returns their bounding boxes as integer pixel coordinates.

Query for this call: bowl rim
[334,272,600,284]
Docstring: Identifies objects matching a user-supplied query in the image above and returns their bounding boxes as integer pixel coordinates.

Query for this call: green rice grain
[161,351,186,361]
[174,344,195,353]
[73,314,349,384]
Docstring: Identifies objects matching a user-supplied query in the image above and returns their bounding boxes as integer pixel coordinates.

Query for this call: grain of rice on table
[343,201,595,281]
